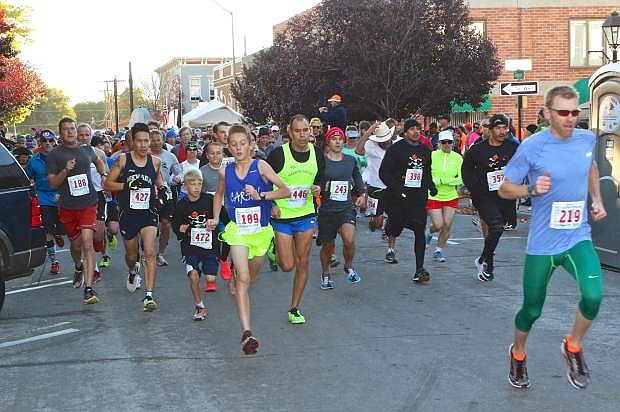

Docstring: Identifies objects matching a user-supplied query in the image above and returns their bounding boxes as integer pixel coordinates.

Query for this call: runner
[104,122,167,311]
[46,117,108,304]
[199,141,234,292]
[499,85,606,390]
[266,114,325,324]
[212,124,290,354]
[462,114,519,281]
[425,130,463,262]
[77,123,108,282]
[25,129,64,275]
[172,169,220,321]
[149,129,182,267]
[379,118,436,283]
[318,127,365,289]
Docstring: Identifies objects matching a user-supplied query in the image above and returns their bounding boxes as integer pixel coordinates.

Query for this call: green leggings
[515,240,603,332]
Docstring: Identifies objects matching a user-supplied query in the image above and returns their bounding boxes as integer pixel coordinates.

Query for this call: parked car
[0,143,46,312]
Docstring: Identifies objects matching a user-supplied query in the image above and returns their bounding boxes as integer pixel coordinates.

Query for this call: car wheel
[0,276,4,312]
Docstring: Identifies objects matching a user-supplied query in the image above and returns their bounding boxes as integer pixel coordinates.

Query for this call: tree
[141,73,161,113]
[74,100,106,129]
[234,0,501,122]
[0,57,46,124]
[17,88,75,133]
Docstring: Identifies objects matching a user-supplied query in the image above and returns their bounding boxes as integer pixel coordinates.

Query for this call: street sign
[500,81,539,96]
[505,59,532,71]
[513,69,524,80]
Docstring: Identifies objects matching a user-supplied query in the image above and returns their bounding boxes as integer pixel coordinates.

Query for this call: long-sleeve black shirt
[461,139,518,200]
[379,139,435,199]
[171,193,220,257]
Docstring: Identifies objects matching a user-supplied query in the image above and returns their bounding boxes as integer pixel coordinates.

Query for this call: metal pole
[613,47,618,63]
[231,11,237,111]
[129,62,134,113]
[114,77,119,133]
[517,95,523,142]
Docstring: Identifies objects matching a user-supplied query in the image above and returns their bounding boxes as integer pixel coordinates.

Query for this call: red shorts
[59,204,98,241]
[426,198,459,210]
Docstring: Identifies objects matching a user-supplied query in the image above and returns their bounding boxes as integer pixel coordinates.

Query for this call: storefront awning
[450,94,491,113]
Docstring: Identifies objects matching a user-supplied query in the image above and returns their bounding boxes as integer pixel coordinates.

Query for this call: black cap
[258,127,270,137]
[403,118,421,132]
[488,114,509,128]
[186,141,198,150]
[526,124,538,135]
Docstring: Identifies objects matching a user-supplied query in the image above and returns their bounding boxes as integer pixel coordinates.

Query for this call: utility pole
[210,0,237,111]
[129,62,134,113]
[103,78,126,133]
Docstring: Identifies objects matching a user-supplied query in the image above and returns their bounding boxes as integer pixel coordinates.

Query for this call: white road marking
[36,322,72,331]
[448,236,524,241]
[0,328,80,349]
[23,277,67,287]
[446,240,460,245]
[7,280,73,295]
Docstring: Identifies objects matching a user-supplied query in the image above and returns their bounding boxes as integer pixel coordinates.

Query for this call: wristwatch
[528,184,538,197]
[259,192,267,201]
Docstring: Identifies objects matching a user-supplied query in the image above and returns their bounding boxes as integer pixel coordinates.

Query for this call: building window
[189,76,202,100]
[470,21,485,36]
[570,19,605,67]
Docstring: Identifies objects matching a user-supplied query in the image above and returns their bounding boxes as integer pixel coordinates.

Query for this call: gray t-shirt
[320,154,365,213]
[153,149,182,187]
[200,164,220,194]
[46,145,98,209]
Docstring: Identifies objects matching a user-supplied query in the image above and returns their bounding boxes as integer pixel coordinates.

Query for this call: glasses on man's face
[311,126,321,129]
[551,108,581,117]
[40,138,55,143]
[187,148,198,151]
[439,140,452,144]
[482,124,490,128]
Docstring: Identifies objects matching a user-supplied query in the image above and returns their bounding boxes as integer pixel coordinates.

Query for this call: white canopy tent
[182,99,245,127]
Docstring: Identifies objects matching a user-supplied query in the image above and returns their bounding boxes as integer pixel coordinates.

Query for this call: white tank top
[89,147,103,192]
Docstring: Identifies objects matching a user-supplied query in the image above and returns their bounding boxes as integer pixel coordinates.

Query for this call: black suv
[0,143,46,311]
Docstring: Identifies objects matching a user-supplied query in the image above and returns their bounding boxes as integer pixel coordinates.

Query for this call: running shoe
[288,308,306,324]
[50,260,60,275]
[503,224,516,231]
[329,255,340,268]
[192,306,207,321]
[508,344,531,389]
[83,287,100,305]
[385,250,398,264]
[156,254,168,267]
[472,215,480,227]
[345,267,361,284]
[561,337,590,389]
[433,250,446,262]
[320,275,334,290]
[219,259,232,281]
[108,234,118,250]
[92,269,101,284]
[53,234,64,248]
[267,243,278,272]
[241,330,259,355]
[412,267,430,283]
[425,231,433,245]
[143,295,158,312]
[99,255,111,268]
[475,257,487,278]
[126,272,139,293]
[133,260,142,276]
[205,281,216,293]
[478,270,494,282]
[381,230,388,241]
[73,264,84,288]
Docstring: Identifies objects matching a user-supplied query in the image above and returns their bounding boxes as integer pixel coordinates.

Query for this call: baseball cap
[327,94,342,103]
[258,127,270,137]
[403,118,421,132]
[186,141,198,150]
[270,125,280,132]
[165,129,178,138]
[438,130,454,142]
[309,117,322,127]
[488,114,509,128]
[325,127,345,140]
[36,129,56,141]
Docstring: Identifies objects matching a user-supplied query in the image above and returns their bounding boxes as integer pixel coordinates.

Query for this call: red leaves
[0,57,47,122]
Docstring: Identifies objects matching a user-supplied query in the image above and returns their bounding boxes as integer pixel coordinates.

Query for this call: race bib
[329,181,349,201]
[288,185,309,207]
[366,196,378,215]
[68,174,89,197]
[404,168,423,188]
[486,169,505,191]
[550,201,584,230]
[235,206,261,235]
[130,188,151,210]
[221,157,236,167]
[190,227,212,249]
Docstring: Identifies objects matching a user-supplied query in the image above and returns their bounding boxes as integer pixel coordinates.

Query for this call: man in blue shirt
[499,85,607,390]
[25,130,64,275]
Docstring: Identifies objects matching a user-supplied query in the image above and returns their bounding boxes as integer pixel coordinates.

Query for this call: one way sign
[500,81,539,96]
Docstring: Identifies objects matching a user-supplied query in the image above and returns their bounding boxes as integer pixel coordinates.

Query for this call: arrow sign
[500,81,539,96]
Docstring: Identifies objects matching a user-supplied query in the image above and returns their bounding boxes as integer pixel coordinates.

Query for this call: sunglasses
[439,140,452,144]
[311,125,321,129]
[40,138,55,143]
[186,148,198,151]
[551,108,581,117]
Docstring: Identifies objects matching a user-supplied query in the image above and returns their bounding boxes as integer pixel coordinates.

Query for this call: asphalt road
[1,213,619,412]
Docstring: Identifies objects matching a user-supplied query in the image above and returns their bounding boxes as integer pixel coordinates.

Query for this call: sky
[14,0,319,105]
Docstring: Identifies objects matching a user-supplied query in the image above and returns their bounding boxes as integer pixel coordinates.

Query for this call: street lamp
[603,11,620,63]
[210,0,237,111]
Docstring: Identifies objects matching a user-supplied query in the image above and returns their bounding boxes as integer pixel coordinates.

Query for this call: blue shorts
[271,215,316,236]
[119,209,159,240]
[183,254,218,276]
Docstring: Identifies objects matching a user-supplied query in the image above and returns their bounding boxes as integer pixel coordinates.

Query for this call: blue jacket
[25,152,58,207]
[319,104,347,132]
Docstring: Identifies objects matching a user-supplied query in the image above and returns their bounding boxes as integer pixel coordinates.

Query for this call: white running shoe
[126,272,138,293]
